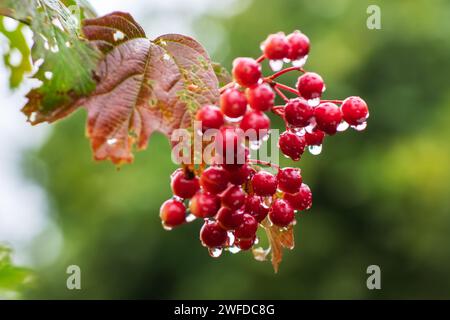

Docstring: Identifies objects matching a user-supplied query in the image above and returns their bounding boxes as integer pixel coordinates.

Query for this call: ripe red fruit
[189,191,221,218]
[314,102,343,135]
[284,98,313,128]
[227,164,256,185]
[222,185,246,210]
[232,57,261,87]
[283,183,312,211]
[235,236,256,251]
[215,126,244,158]
[245,195,269,222]
[200,221,228,248]
[239,110,270,140]
[216,207,244,230]
[235,213,258,239]
[220,87,247,118]
[269,199,295,227]
[305,129,325,146]
[171,169,200,199]
[341,96,369,126]
[277,167,302,194]
[195,105,224,131]
[286,31,310,61]
[296,72,324,100]
[246,83,275,112]
[160,199,186,227]
[278,131,306,161]
[200,166,230,194]
[262,33,290,60]
[251,171,278,196]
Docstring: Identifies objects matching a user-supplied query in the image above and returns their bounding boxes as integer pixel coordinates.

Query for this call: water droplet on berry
[172,195,183,202]
[249,140,263,151]
[107,138,117,145]
[307,97,321,107]
[291,127,306,136]
[224,115,243,123]
[208,247,223,258]
[283,58,291,64]
[161,221,173,231]
[228,245,241,254]
[227,231,236,246]
[186,213,197,223]
[163,53,171,61]
[305,122,317,134]
[337,121,349,132]
[262,132,271,142]
[308,144,322,155]
[254,236,260,245]
[353,122,367,131]
[269,59,284,72]
[366,112,370,119]
[292,55,308,67]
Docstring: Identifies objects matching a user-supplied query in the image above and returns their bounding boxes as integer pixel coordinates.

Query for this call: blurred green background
[5,0,450,299]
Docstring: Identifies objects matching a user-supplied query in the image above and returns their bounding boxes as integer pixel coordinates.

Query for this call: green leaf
[212,61,232,88]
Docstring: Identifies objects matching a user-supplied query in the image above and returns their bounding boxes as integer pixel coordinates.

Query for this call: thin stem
[271,105,285,117]
[248,159,280,170]
[320,99,343,104]
[219,82,235,94]
[272,82,300,96]
[266,66,305,81]
[256,54,266,63]
[272,84,289,102]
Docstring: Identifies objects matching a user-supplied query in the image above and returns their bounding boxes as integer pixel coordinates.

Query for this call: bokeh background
[1,0,450,299]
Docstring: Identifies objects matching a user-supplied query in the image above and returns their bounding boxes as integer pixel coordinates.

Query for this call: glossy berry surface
[227,164,256,186]
[160,199,186,227]
[251,171,278,196]
[200,221,228,248]
[296,72,324,100]
[171,169,200,199]
[277,167,302,194]
[245,195,269,222]
[220,87,248,118]
[232,57,261,87]
[314,102,343,135]
[305,129,325,146]
[269,199,295,227]
[200,166,230,194]
[286,31,310,61]
[278,131,306,161]
[195,105,224,131]
[235,236,256,251]
[222,185,246,210]
[246,83,275,112]
[189,191,221,218]
[263,33,290,60]
[284,98,313,128]
[239,110,270,140]
[283,183,312,211]
[216,207,244,230]
[341,96,369,126]
[235,213,258,239]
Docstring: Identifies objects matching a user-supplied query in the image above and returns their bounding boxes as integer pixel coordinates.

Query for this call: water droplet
[283,58,291,64]
[262,132,271,142]
[44,71,53,80]
[305,121,316,133]
[50,44,59,53]
[208,247,223,258]
[172,195,183,202]
[228,245,241,254]
[269,59,283,72]
[224,115,243,123]
[163,53,171,61]
[308,144,322,155]
[65,41,72,48]
[291,127,305,136]
[307,97,321,107]
[107,138,117,145]
[366,112,370,119]
[322,84,327,93]
[8,48,22,67]
[186,213,196,223]
[227,231,235,246]
[254,237,260,245]
[292,55,308,67]
[113,30,125,42]
[353,122,367,131]
[161,221,173,231]
[249,140,263,151]
[337,121,349,132]
[160,40,167,46]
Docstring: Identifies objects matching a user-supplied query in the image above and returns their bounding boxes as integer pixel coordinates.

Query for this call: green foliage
[0,246,35,299]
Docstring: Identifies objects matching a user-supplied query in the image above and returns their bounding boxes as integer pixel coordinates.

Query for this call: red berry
[286,31,310,61]
[215,126,245,159]
[283,183,312,211]
[200,221,228,248]
[196,105,224,131]
[216,207,244,230]
[284,98,313,128]
[251,171,278,196]
[160,199,186,227]
[278,131,306,161]
[200,166,230,194]
[235,213,258,239]
[227,164,256,186]
[277,167,302,194]
[232,57,261,87]
[235,236,256,251]
[189,191,221,218]
[171,169,200,199]
[341,96,369,126]
[245,195,269,222]
[314,102,343,135]
[296,72,324,100]
[220,88,247,118]
[269,199,295,227]
[305,129,325,146]
[221,185,246,210]
[246,83,275,112]
[262,33,290,60]
[239,110,270,140]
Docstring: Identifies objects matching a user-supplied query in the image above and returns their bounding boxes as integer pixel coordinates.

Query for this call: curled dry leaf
[252,219,295,273]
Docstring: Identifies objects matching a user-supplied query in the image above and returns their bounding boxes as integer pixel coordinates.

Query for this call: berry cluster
[159,30,369,260]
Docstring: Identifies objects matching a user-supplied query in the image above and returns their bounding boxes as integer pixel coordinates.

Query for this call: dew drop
[113,30,125,42]
[161,221,173,231]
[163,53,171,61]
[227,231,235,246]
[249,140,263,151]
[307,97,321,107]
[224,115,243,123]
[337,121,349,132]
[172,195,183,202]
[292,55,308,67]
[107,138,117,145]
[291,127,305,136]
[283,58,291,64]
[228,245,241,254]
[44,71,53,80]
[50,44,59,53]
[208,247,223,258]
[186,213,196,223]
[305,122,316,134]
[8,48,22,67]
[353,122,367,131]
[269,59,284,72]
[308,144,322,155]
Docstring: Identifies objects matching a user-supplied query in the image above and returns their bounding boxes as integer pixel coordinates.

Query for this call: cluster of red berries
[159,30,369,259]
